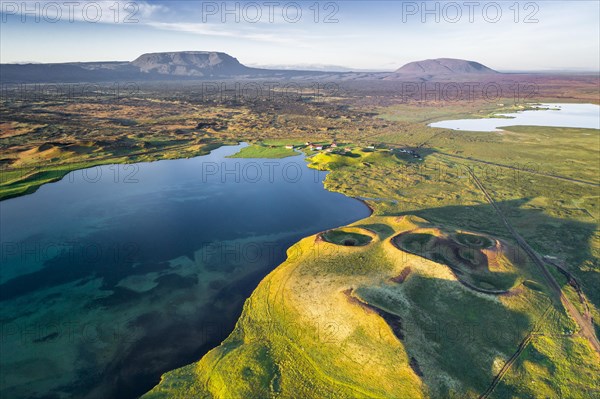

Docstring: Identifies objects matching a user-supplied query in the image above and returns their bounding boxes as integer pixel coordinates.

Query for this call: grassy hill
[144,216,599,398]
[140,100,599,398]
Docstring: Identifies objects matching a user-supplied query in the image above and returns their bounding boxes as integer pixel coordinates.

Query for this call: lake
[429,103,600,132]
[0,144,370,399]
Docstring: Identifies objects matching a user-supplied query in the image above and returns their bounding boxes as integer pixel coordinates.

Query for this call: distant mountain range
[246,63,391,73]
[1,51,503,83]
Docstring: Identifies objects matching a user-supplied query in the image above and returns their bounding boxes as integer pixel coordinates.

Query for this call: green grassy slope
[227,144,299,159]
[143,101,600,398]
[144,217,599,398]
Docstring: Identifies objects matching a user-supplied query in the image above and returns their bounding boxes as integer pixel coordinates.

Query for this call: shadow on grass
[355,272,535,397]
[395,198,599,345]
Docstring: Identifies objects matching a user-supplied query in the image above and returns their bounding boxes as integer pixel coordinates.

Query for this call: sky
[1,0,599,71]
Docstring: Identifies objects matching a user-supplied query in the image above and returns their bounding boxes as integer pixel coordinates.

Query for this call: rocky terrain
[131,51,256,77]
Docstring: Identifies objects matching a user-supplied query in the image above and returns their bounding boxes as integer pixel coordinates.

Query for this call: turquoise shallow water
[0,144,370,398]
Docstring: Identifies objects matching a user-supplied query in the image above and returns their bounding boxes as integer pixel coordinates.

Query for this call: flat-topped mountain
[131,51,253,77]
[394,58,498,75]
[0,51,322,82]
[1,53,504,83]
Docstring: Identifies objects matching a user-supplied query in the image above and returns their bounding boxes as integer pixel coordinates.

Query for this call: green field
[228,144,298,159]
[2,84,598,398]
[142,97,599,398]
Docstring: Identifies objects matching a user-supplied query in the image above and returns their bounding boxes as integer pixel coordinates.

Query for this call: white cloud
[0,0,166,24]
[145,21,305,45]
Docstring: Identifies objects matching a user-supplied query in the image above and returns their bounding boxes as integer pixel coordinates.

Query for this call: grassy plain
[227,143,298,159]
[2,76,599,397]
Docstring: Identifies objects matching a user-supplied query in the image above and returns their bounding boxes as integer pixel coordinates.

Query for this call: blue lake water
[429,103,600,132]
[0,144,370,398]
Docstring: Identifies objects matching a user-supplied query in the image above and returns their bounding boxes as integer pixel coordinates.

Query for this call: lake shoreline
[0,142,371,399]
[429,103,600,132]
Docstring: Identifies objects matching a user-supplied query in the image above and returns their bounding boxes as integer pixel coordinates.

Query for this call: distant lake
[429,103,600,132]
[0,144,370,399]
